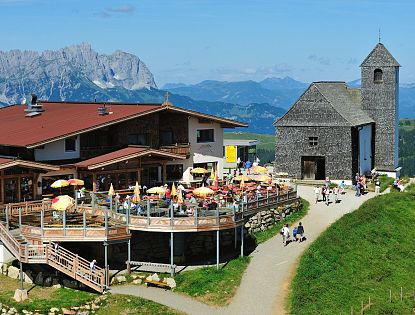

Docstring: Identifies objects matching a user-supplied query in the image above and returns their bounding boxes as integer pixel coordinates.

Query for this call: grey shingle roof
[313,82,374,126]
[360,43,400,67]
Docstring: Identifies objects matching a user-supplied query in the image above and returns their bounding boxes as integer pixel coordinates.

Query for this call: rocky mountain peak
[0,43,157,105]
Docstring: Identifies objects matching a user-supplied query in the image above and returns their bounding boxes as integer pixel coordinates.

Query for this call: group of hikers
[280,222,305,246]
[313,178,345,206]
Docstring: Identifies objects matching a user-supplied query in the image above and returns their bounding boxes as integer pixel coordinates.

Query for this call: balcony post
[240,225,244,257]
[5,205,9,230]
[146,200,150,226]
[170,232,174,277]
[127,199,131,225]
[41,210,44,237]
[83,211,86,238]
[63,210,66,236]
[216,230,220,270]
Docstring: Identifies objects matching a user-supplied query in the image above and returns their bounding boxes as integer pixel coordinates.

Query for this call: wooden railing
[1,200,52,216]
[20,224,129,242]
[0,223,105,293]
[0,223,22,259]
[243,190,298,217]
[47,243,105,293]
[159,143,190,156]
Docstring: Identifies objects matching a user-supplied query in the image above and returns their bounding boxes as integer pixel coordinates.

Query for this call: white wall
[359,124,372,175]
[34,136,80,161]
[178,117,225,182]
[0,242,14,269]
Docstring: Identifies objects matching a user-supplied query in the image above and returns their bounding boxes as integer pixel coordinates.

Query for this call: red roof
[0,157,60,171]
[74,146,186,170]
[0,158,12,165]
[0,102,161,148]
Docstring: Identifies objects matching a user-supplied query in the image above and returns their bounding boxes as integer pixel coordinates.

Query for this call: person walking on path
[325,187,331,206]
[296,222,305,242]
[282,224,290,246]
[314,186,320,204]
[321,186,326,202]
[333,186,339,203]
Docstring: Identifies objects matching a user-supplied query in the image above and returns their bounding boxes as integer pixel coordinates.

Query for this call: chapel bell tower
[360,43,400,172]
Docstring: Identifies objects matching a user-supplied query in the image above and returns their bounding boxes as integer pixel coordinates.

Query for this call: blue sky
[0,0,414,86]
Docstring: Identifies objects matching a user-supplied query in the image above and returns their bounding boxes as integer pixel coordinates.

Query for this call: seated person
[185,207,194,216]
[136,203,143,215]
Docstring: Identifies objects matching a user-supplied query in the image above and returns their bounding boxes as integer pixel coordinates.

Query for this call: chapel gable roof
[313,82,374,126]
[360,43,400,67]
[275,82,374,127]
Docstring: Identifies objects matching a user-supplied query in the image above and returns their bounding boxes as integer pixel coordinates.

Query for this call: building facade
[0,99,246,203]
[274,43,399,180]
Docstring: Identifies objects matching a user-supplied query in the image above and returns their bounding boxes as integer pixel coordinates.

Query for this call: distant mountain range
[0,43,414,134]
[162,77,308,109]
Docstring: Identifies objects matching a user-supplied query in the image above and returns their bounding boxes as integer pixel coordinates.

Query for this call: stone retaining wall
[244,199,302,234]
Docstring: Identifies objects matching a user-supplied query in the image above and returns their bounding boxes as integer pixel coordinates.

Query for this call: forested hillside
[399,119,415,176]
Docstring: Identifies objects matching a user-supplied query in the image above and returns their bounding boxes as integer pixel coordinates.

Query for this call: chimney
[25,94,45,117]
[98,104,108,116]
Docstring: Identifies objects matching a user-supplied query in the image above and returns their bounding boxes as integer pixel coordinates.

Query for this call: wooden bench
[127,261,176,275]
[144,279,170,289]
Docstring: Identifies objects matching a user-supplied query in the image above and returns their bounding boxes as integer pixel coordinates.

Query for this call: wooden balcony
[159,143,191,157]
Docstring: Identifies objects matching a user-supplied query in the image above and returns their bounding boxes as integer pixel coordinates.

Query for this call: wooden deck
[0,222,105,293]
[0,190,299,235]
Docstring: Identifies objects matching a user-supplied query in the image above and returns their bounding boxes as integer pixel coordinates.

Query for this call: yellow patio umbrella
[51,179,70,188]
[147,186,165,194]
[171,182,177,196]
[51,195,74,211]
[240,177,245,190]
[177,190,184,205]
[234,175,251,182]
[193,186,214,197]
[67,179,84,186]
[249,165,267,174]
[108,183,115,196]
[51,179,70,194]
[191,167,209,174]
[210,167,215,179]
[132,182,141,203]
[251,174,271,182]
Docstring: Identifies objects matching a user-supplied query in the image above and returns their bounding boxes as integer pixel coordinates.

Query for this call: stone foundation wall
[244,199,302,234]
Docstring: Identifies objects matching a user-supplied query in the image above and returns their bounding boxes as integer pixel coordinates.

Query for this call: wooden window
[128,133,148,146]
[160,130,174,145]
[197,129,214,143]
[65,137,76,152]
[309,137,318,146]
[374,69,383,83]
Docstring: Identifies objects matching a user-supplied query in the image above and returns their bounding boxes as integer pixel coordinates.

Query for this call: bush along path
[111,186,374,315]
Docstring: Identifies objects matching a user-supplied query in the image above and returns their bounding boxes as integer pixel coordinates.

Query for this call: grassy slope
[96,294,183,315]
[290,186,415,314]
[0,275,181,314]
[174,256,250,306]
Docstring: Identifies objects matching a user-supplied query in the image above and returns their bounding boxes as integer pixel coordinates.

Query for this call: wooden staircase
[0,222,105,293]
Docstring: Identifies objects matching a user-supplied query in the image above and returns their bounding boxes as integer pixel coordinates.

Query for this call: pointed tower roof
[360,43,400,67]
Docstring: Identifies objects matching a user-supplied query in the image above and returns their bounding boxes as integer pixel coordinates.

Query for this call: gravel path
[111,186,375,315]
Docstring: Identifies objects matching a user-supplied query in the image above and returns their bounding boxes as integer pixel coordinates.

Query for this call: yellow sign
[225,145,237,163]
